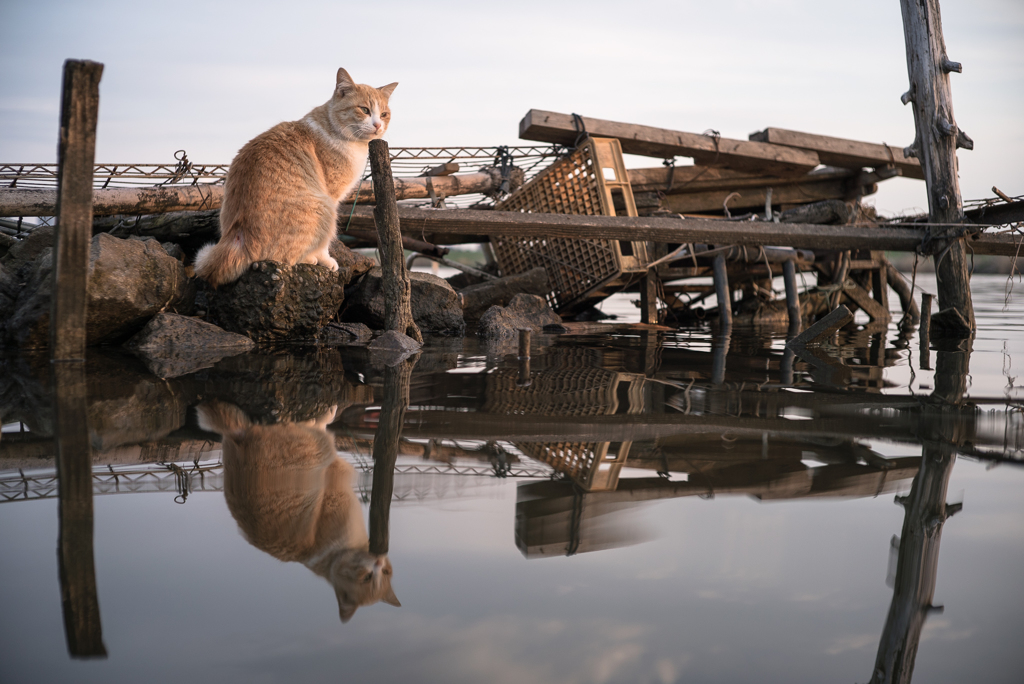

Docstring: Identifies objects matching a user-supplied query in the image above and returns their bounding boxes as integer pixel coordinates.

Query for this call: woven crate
[492,137,652,314]
[485,349,646,491]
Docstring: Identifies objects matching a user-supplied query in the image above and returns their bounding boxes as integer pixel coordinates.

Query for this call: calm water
[1,274,1022,684]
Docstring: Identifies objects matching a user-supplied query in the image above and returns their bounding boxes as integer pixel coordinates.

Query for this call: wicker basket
[492,137,652,314]
[485,349,645,491]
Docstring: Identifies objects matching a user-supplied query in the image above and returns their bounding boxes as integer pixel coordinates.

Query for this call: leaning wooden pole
[899,0,975,334]
[51,59,103,360]
[368,139,423,344]
[368,356,416,555]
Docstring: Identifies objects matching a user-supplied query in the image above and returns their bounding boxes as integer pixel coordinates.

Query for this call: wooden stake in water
[51,59,103,360]
[899,0,974,333]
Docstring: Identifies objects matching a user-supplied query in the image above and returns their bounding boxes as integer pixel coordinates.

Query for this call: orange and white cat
[197,400,399,623]
[194,68,397,287]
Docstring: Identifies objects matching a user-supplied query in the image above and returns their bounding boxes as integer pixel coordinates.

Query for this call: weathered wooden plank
[627,165,857,194]
[900,0,974,331]
[51,59,103,361]
[749,128,925,180]
[336,206,1021,257]
[657,178,875,214]
[519,109,820,175]
[787,305,854,347]
[0,170,504,217]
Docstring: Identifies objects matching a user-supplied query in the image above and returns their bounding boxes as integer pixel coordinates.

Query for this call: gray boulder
[342,267,465,336]
[478,293,561,340]
[4,233,189,349]
[125,312,254,378]
[199,261,347,343]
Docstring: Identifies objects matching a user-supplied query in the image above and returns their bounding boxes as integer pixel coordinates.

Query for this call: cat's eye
[362,572,373,582]
[381,112,389,118]
[359,106,370,115]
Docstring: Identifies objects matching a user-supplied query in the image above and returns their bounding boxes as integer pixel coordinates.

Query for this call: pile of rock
[0,226,561,369]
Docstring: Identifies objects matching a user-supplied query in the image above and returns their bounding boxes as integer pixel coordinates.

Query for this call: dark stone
[342,267,465,336]
[3,233,188,348]
[930,307,973,337]
[329,240,376,280]
[0,225,54,265]
[367,330,422,367]
[478,293,561,340]
[200,261,347,343]
[124,312,254,378]
[322,321,374,346]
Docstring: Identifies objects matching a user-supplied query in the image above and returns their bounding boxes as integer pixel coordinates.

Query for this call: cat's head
[328,68,397,142]
[329,548,400,623]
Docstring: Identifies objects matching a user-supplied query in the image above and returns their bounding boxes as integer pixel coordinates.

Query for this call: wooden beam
[336,206,1021,257]
[900,0,974,331]
[0,170,503,217]
[657,178,875,214]
[627,165,857,195]
[51,59,103,361]
[749,128,925,180]
[519,109,820,176]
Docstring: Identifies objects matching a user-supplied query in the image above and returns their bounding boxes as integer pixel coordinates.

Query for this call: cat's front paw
[318,255,340,272]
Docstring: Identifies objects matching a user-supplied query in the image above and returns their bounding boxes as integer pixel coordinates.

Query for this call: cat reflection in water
[198,401,399,622]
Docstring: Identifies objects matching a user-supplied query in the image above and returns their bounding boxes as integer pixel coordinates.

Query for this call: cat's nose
[373,121,383,132]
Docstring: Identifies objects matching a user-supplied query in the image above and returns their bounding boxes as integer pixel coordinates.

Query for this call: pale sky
[2,0,1021,217]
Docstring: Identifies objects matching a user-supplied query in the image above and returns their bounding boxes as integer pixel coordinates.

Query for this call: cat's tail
[196,400,251,439]
[193,232,250,287]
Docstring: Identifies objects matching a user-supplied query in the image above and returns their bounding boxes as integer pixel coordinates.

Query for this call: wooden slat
[519,109,820,176]
[750,127,924,180]
[336,206,1020,256]
[627,165,858,194]
[658,178,875,214]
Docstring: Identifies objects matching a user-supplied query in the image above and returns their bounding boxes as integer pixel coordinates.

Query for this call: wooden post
[783,259,802,335]
[517,328,532,387]
[368,356,416,555]
[920,293,933,370]
[712,254,732,330]
[51,60,103,360]
[640,270,659,324]
[899,0,974,333]
[368,139,422,344]
[54,363,106,658]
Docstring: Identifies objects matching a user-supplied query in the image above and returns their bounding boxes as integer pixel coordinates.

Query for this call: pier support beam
[899,0,974,334]
[713,254,732,330]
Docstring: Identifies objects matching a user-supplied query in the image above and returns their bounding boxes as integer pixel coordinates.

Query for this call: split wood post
[368,139,423,344]
[51,60,103,360]
[899,0,974,333]
[920,293,934,370]
[782,259,802,335]
[712,254,732,330]
[640,270,659,324]
[368,356,416,555]
[54,363,106,658]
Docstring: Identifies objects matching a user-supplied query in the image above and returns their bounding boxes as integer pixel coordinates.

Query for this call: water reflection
[197,396,399,624]
[1,305,1022,681]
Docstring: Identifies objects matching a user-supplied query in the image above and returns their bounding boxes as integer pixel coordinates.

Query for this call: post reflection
[53,362,107,658]
[868,341,971,684]
[198,392,400,623]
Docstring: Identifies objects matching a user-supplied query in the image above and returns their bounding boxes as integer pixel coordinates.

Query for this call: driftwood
[52,60,103,361]
[519,109,820,176]
[900,0,974,331]
[337,206,1021,256]
[0,169,513,217]
[368,139,422,344]
[749,128,925,180]
[459,267,550,322]
[656,178,875,214]
[778,200,852,225]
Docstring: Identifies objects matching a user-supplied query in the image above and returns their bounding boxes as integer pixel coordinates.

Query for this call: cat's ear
[380,585,401,608]
[377,82,398,99]
[335,587,358,624]
[336,68,355,97]
[196,401,249,439]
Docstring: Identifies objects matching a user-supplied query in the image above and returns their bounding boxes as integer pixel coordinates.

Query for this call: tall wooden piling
[899,0,974,333]
[369,356,416,555]
[51,60,103,360]
[368,139,423,344]
[54,363,106,658]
